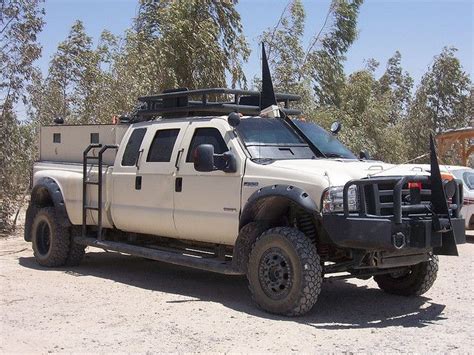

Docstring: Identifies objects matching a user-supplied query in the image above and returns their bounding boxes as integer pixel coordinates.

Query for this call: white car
[451,167,474,229]
[406,164,473,229]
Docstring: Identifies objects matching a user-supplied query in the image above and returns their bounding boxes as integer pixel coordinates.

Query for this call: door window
[122,128,147,166]
[147,129,180,162]
[186,127,228,162]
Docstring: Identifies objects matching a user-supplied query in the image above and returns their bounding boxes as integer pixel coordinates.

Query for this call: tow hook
[392,232,406,249]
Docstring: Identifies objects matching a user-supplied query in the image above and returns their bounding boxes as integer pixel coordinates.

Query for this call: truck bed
[33,161,114,229]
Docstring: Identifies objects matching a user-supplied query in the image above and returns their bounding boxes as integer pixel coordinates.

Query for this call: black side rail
[82,144,102,238]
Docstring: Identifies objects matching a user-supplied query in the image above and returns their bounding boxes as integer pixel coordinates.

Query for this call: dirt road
[1,229,473,353]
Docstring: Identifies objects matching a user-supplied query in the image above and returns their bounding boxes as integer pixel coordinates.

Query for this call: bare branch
[265,1,291,61]
[0,16,14,34]
[301,2,333,67]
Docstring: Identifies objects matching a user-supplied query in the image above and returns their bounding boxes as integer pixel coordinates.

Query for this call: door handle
[175,148,184,170]
[135,176,142,190]
[175,177,182,192]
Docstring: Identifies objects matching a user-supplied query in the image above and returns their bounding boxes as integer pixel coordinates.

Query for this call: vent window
[53,133,61,143]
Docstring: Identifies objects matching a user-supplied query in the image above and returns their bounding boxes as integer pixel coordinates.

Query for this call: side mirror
[193,144,215,172]
[193,144,238,173]
[330,121,342,135]
[215,151,237,173]
[359,150,371,160]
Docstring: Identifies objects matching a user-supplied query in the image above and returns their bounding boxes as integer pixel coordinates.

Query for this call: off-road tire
[63,225,86,266]
[31,207,70,267]
[374,255,439,296]
[233,221,268,273]
[66,241,86,266]
[247,227,323,316]
[24,205,40,242]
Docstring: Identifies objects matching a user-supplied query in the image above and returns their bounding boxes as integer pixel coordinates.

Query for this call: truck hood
[269,159,429,186]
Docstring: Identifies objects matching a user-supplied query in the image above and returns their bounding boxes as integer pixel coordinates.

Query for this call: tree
[261,1,307,93]
[308,0,363,108]
[135,0,250,90]
[260,0,363,113]
[407,47,471,160]
[0,0,44,232]
[378,51,413,125]
[29,22,127,125]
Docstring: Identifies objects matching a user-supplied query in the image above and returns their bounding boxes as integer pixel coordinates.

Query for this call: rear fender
[29,177,71,227]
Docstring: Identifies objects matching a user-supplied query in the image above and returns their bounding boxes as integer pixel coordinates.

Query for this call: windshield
[293,120,356,159]
[235,117,316,161]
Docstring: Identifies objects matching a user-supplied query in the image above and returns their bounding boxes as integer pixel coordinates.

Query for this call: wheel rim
[258,247,293,300]
[36,220,51,256]
[389,268,412,279]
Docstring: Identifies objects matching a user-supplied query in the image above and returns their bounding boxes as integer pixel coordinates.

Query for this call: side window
[186,127,228,162]
[147,129,180,162]
[122,128,146,166]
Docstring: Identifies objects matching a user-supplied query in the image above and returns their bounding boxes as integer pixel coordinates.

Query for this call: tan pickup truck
[24,48,466,316]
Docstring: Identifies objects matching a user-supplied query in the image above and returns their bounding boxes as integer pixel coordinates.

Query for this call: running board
[74,236,242,275]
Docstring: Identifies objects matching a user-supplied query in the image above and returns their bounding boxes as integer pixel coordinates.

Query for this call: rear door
[111,125,148,233]
[135,122,188,237]
[111,122,188,237]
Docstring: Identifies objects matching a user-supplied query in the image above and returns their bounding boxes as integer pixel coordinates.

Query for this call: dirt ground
[1,221,473,353]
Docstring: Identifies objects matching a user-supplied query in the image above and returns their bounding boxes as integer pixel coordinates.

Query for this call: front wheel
[374,255,439,296]
[247,227,323,316]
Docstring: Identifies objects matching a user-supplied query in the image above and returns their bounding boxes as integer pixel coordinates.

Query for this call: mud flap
[430,135,463,256]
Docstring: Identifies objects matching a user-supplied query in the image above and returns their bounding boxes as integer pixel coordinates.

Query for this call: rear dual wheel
[247,227,323,316]
[31,207,85,267]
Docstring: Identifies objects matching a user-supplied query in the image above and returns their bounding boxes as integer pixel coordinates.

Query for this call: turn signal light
[441,172,454,181]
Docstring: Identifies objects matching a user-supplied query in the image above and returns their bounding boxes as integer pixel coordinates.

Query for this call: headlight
[321,185,359,213]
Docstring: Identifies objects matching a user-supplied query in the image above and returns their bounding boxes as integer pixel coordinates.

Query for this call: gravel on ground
[1,226,473,353]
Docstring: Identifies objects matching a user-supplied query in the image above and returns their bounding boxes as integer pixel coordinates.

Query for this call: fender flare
[233,185,319,273]
[239,184,318,229]
[30,177,71,228]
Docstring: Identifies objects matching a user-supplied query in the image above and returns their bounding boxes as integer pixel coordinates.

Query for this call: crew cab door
[111,122,187,237]
[173,122,244,245]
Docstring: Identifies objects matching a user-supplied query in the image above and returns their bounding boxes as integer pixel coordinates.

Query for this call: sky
[36,0,473,88]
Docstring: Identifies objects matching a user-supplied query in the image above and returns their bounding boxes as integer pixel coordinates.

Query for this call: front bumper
[321,175,466,255]
[322,214,465,251]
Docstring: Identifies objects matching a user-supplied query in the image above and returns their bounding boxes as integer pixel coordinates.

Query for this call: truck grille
[363,181,432,217]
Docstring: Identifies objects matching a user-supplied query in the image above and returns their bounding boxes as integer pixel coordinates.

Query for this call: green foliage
[261,1,307,93]
[29,20,113,124]
[8,0,471,235]
[260,0,363,112]
[309,0,363,108]
[29,0,250,124]
[135,0,249,90]
[378,51,414,125]
[1,0,44,232]
[406,47,471,161]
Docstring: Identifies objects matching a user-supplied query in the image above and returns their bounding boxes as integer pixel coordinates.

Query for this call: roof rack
[132,87,301,122]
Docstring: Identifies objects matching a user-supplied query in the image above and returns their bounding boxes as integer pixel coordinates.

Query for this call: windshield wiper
[324,153,346,158]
